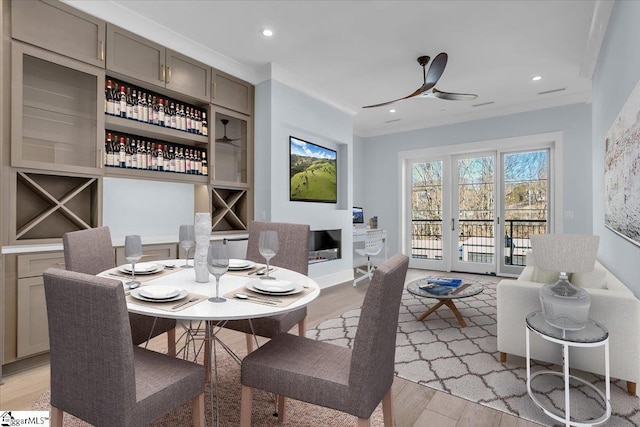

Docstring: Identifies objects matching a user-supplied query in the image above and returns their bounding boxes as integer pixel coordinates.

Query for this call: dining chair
[239,253,409,427]
[353,229,385,286]
[62,226,177,355]
[43,268,205,427]
[223,221,310,353]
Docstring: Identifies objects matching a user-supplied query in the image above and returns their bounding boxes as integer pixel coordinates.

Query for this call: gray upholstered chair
[223,221,311,353]
[62,226,177,355]
[43,268,205,427]
[239,253,409,427]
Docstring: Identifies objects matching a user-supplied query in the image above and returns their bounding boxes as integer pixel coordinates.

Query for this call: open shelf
[106,114,208,148]
[211,187,248,232]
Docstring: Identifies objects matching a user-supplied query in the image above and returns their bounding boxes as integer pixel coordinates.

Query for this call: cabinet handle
[212,82,216,99]
[99,40,104,61]
[167,66,171,84]
[451,218,455,231]
[161,65,165,82]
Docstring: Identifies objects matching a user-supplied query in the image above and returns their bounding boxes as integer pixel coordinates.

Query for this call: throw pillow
[530,267,560,284]
[571,265,608,289]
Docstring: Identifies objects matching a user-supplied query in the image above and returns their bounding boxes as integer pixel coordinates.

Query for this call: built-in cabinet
[2,0,255,368]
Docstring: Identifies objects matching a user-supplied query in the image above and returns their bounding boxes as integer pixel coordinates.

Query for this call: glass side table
[526,311,611,427]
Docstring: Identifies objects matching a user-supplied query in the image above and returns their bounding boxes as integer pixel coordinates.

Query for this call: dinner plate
[138,286,181,300]
[245,280,303,296]
[130,288,188,303]
[253,279,295,293]
[228,259,256,270]
[118,262,164,275]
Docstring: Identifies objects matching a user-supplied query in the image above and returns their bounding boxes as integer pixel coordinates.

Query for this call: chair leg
[240,385,253,427]
[192,393,205,427]
[628,381,637,395]
[382,388,393,427]
[500,352,507,363]
[50,406,63,427]
[298,317,306,337]
[245,333,254,354]
[167,328,176,357]
[277,395,286,423]
[357,417,371,427]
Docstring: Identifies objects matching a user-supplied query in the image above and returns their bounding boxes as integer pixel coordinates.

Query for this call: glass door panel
[452,153,496,274]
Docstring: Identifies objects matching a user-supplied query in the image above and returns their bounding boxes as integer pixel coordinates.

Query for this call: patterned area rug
[32,347,384,426]
[308,274,640,427]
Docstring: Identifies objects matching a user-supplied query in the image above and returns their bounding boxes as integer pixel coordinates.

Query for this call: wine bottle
[185,148,191,174]
[201,112,208,136]
[157,144,164,172]
[151,96,158,125]
[146,141,152,170]
[140,92,148,123]
[151,142,158,171]
[148,94,154,124]
[138,140,146,170]
[163,145,170,171]
[105,80,115,115]
[113,83,121,117]
[201,151,208,176]
[195,110,201,135]
[129,139,137,169]
[164,99,172,128]
[194,150,201,175]
[170,102,177,129]
[119,85,127,118]
[126,87,133,119]
[158,99,165,126]
[169,145,175,172]
[132,89,139,121]
[105,133,113,167]
[185,107,192,133]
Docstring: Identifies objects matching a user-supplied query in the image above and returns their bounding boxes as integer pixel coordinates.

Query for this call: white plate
[228,259,256,270]
[118,262,164,275]
[130,288,188,303]
[245,280,303,296]
[253,279,295,293]
[139,286,181,300]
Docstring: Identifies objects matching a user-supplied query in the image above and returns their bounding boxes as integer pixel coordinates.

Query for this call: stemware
[179,224,195,268]
[258,230,278,280]
[124,235,143,288]
[207,243,229,303]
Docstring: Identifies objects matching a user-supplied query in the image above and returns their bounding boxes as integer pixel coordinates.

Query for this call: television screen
[353,207,364,223]
[290,136,337,203]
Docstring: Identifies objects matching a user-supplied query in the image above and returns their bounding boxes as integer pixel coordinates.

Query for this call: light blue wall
[254,80,354,284]
[592,0,640,297]
[356,103,592,256]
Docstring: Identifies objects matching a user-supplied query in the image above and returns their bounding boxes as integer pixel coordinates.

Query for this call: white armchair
[497,252,640,395]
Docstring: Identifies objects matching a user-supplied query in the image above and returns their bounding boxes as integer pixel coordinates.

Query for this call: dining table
[98,259,321,426]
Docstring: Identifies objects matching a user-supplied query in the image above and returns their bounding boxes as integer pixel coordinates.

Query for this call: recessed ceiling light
[532,75,542,81]
[262,29,274,37]
[389,109,396,113]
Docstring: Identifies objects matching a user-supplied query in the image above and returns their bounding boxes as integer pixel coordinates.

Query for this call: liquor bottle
[170,102,177,129]
[105,80,115,115]
[163,145,170,171]
[119,85,127,118]
[157,144,164,171]
[201,151,208,176]
[117,136,125,168]
[146,141,152,170]
[128,138,135,169]
[201,112,208,136]
[132,89,139,121]
[151,96,158,125]
[126,87,133,119]
[158,99,165,126]
[151,142,157,171]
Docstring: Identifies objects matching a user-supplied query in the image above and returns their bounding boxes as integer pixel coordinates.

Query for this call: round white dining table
[99,260,321,322]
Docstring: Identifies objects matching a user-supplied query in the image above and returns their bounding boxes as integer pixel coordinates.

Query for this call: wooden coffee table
[407,279,483,327]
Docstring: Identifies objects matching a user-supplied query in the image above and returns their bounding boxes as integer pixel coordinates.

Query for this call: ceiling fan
[215,119,240,145]
[362,52,478,109]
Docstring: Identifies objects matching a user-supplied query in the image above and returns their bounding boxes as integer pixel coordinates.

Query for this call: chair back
[364,229,385,257]
[349,253,409,414]
[43,268,136,425]
[245,221,310,275]
[62,226,115,275]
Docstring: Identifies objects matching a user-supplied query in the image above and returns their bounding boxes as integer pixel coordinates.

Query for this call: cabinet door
[166,50,211,102]
[17,252,66,278]
[212,70,253,115]
[11,0,106,68]
[17,277,50,358]
[106,24,165,87]
[11,42,104,175]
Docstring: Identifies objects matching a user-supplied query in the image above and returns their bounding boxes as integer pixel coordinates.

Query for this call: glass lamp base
[539,276,590,331]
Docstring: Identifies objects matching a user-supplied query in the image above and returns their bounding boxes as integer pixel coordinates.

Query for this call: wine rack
[15,172,99,241]
[211,187,248,232]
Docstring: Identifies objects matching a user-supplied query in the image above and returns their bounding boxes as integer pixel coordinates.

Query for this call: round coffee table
[407,278,483,327]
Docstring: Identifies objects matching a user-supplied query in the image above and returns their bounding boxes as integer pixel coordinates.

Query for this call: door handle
[451,218,455,231]
[161,65,165,82]
[167,66,171,84]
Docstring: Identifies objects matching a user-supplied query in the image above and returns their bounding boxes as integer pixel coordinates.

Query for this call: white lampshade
[530,234,599,330]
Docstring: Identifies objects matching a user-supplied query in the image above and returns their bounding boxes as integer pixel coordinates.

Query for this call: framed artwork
[604,80,640,247]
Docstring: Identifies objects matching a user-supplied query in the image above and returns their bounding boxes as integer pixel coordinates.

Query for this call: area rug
[32,349,384,426]
[308,275,640,427]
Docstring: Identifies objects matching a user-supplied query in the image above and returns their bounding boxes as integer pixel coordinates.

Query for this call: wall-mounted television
[290,136,337,203]
[353,207,364,224]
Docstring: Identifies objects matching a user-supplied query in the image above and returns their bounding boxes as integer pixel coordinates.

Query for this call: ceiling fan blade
[433,88,478,101]
[425,52,448,87]
[216,136,240,144]
[362,86,426,108]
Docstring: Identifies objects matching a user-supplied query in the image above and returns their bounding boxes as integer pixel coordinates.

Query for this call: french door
[406,146,551,275]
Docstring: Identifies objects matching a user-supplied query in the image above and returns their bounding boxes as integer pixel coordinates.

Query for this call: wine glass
[124,235,143,289]
[258,230,278,280]
[207,243,229,303]
[179,224,195,268]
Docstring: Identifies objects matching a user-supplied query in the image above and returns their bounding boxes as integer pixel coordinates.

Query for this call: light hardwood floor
[0,271,543,427]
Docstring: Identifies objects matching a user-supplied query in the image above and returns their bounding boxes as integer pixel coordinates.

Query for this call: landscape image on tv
[290,136,337,203]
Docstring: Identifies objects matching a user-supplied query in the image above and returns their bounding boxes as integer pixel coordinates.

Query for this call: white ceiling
[69,1,612,137]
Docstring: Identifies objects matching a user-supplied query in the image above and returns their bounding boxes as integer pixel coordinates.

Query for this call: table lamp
[530,234,599,330]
